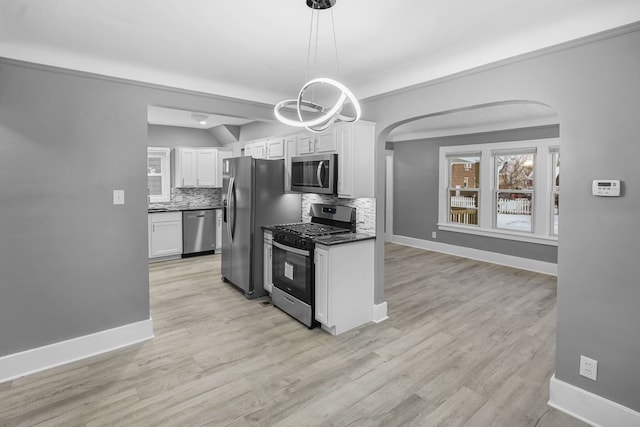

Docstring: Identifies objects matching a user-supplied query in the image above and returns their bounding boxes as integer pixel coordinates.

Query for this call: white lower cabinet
[148,212,183,259]
[263,230,273,293]
[314,239,374,335]
[216,209,223,251]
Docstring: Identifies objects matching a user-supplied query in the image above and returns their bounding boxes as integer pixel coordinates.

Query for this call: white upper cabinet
[336,121,375,199]
[316,130,337,153]
[296,134,315,155]
[295,130,337,155]
[252,141,267,159]
[173,147,223,188]
[266,137,285,159]
[195,148,217,187]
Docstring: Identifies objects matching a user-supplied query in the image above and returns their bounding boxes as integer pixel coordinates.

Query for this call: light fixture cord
[330,7,340,76]
[304,7,314,85]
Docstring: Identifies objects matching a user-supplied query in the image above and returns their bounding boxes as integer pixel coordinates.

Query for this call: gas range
[271,204,356,251]
[270,203,356,328]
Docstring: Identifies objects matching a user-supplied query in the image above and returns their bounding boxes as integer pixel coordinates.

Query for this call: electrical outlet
[432,231,437,239]
[579,355,598,381]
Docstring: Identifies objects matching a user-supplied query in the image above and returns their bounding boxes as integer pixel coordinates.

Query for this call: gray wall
[363,25,640,411]
[0,58,275,357]
[147,124,222,148]
[392,125,559,263]
[2,23,639,415]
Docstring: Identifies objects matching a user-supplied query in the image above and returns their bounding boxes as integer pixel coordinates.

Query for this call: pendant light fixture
[274,0,361,133]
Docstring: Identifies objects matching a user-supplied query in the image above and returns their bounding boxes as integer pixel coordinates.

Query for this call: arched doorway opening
[377,100,560,315]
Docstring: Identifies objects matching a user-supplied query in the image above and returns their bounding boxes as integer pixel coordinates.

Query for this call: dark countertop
[262,225,374,246]
[148,206,223,213]
[313,233,375,246]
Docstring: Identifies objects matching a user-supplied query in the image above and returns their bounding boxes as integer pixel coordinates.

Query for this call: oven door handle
[272,241,311,257]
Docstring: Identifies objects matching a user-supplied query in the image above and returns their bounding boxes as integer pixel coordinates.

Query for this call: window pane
[496,153,534,190]
[148,176,163,196]
[552,152,560,236]
[450,155,480,188]
[496,192,532,232]
[148,156,163,174]
[553,194,559,235]
[449,190,478,225]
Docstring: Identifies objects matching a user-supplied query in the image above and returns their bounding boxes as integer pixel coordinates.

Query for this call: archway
[375,100,560,316]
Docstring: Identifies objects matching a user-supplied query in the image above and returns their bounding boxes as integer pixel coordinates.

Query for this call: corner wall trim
[372,302,388,323]
[548,374,640,427]
[392,235,557,276]
[0,318,154,384]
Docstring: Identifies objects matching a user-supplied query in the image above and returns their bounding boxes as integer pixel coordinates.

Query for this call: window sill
[437,223,558,246]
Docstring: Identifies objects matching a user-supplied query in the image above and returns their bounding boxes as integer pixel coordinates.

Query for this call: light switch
[113,190,125,205]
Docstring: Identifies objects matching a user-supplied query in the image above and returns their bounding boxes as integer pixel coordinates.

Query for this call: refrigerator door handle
[317,161,324,188]
[228,177,236,244]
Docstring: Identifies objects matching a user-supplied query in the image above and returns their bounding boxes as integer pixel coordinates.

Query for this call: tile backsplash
[301,194,376,235]
[149,188,222,210]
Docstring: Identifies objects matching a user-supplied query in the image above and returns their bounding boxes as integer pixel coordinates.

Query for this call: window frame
[446,152,481,227]
[147,146,171,203]
[492,148,536,233]
[438,139,558,246]
[550,146,560,236]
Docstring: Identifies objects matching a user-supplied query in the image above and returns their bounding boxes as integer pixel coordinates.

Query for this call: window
[493,148,535,233]
[447,152,480,226]
[439,139,558,245]
[147,147,170,203]
[550,147,560,236]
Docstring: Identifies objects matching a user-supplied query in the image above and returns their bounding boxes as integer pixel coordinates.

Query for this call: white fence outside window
[450,196,476,208]
[497,198,531,215]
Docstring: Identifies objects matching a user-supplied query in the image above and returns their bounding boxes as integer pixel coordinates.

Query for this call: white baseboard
[548,374,640,427]
[391,235,557,276]
[372,302,388,323]
[0,318,154,383]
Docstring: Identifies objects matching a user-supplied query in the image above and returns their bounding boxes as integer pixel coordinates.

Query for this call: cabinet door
[177,148,197,187]
[263,242,273,293]
[316,130,337,153]
[196,149,217,187]
[216,210,223,250]
[267,138,285,159]
[244,144,254,157]
[296,135,314,154]
[314,247,330,325]
[150,220,182,257]
[284,135,298,191]
[252,142,266,159]
[337,124,354,197]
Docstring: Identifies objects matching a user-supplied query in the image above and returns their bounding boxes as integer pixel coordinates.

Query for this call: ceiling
[2,1,639,132]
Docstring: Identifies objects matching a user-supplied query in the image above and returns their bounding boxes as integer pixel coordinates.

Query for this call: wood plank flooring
[0,243,586,426]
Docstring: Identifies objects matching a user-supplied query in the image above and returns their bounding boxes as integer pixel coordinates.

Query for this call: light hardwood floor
[0,243,586,426]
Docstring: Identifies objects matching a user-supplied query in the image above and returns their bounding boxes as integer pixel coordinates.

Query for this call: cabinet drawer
[149,211,182,223]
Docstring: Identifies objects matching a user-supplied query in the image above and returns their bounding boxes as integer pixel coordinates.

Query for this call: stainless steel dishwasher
[182,209,216,256]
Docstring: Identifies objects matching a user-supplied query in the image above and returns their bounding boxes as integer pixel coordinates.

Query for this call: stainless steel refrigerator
[221,156,301,298]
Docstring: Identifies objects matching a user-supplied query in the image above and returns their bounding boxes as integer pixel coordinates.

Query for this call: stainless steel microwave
[290,153,338,194]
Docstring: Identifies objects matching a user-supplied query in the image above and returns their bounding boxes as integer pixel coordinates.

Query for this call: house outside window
[438,139,558,246]
[447,152,481,226]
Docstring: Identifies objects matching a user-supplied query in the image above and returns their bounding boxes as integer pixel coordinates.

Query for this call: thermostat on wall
[592,179,621,196]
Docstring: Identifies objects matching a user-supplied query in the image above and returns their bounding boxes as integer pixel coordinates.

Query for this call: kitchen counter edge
[148,206,223,213]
